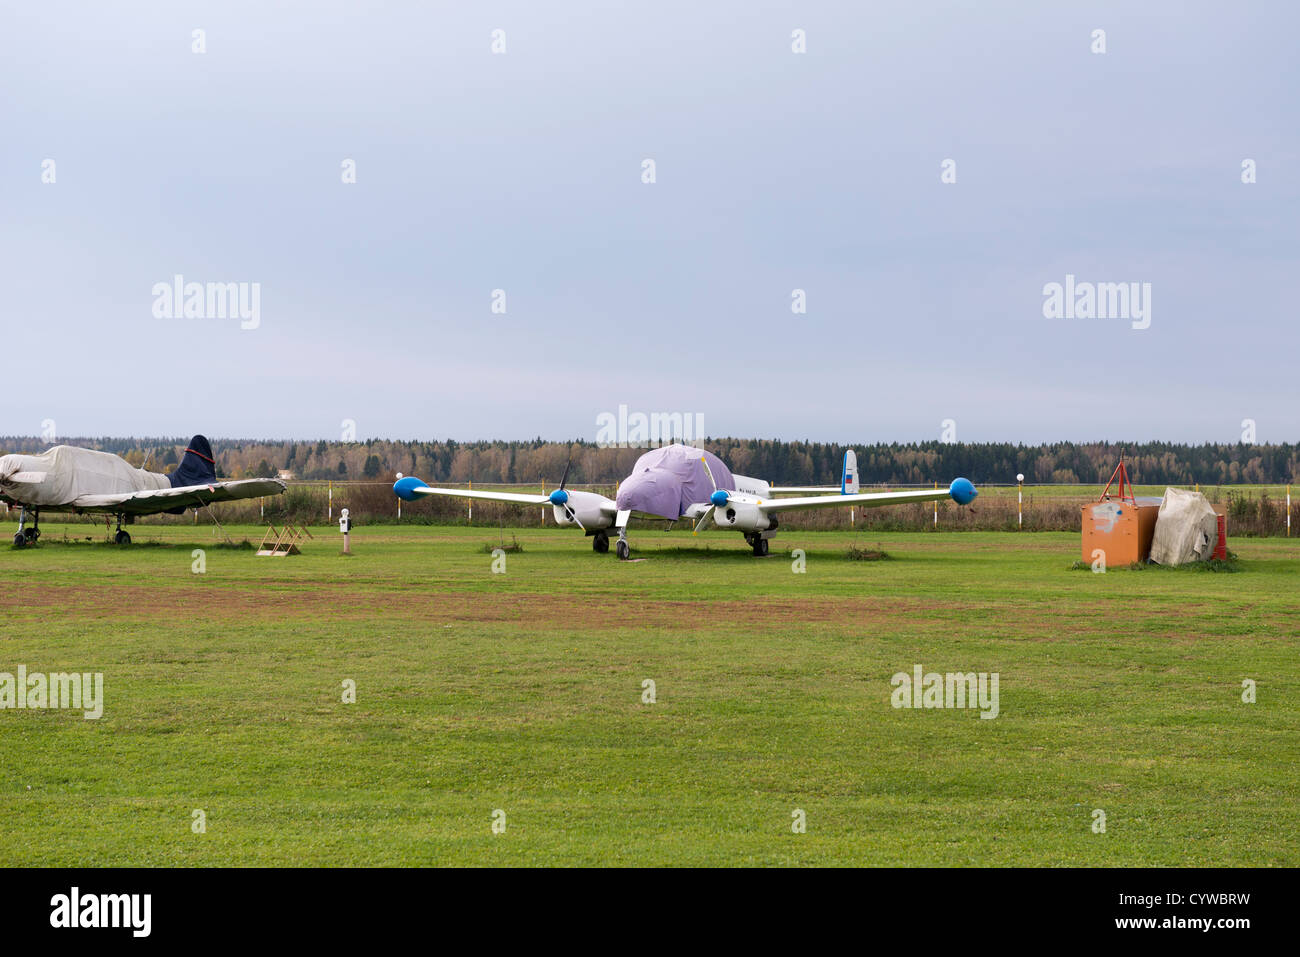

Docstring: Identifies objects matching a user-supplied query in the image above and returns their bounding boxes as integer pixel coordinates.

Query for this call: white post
[328,482,333,523]
[1288,485,1292,537]
[1017,474,1024,529]
[933,482,938,527]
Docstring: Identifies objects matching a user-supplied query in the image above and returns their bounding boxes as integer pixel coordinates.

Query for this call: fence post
[1017,474,1024,529]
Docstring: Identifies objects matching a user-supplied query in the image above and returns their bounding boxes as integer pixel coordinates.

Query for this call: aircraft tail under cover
[171,435,218,488]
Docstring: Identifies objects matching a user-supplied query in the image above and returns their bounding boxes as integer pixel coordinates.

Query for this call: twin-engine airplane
[0,435,286,546]
[394,445,977,559]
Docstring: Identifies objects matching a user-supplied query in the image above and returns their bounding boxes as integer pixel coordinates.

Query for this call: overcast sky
[3,1,1296,445]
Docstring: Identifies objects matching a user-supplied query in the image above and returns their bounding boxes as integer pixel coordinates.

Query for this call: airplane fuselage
[0,446,170,511]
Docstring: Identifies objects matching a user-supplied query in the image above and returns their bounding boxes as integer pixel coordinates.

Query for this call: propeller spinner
[693,456,729,535]
[548,459,584,530]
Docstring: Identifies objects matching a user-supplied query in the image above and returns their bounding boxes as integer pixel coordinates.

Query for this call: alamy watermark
[596,404,705,448]
[1042,274,1150,330]
[891,664,999,719]
[50,887,150,937]
[1,666,103,719]
[152,274,260,330]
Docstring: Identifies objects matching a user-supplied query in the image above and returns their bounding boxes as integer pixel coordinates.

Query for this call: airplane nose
[548,489,569,506]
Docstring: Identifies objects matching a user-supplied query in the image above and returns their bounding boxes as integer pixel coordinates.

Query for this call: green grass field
[1,521,1296,866]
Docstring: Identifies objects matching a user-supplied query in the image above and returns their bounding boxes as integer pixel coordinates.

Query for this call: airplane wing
[72,479,287,515]
[759,487,956,513]
[393,477,619,533]
[394,482,551,507]
[760,478,977,514]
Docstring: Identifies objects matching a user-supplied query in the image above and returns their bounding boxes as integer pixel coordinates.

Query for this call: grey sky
[3,1,1296,445]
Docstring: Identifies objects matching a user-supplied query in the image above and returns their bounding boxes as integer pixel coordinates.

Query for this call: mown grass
[0,522,1296,866]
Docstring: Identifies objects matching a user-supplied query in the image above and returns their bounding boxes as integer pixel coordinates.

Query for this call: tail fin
[171,435,217,487]
[841,450,859,495]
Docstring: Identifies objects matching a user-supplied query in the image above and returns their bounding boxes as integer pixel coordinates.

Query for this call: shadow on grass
[618,542,907,563]
[9,537,254,551]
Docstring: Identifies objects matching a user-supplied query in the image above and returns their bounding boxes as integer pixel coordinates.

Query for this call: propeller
[547,458,584,530]
[693,456,730,535]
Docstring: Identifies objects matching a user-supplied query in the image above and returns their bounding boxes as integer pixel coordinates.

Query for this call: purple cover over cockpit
[615,445,735,519]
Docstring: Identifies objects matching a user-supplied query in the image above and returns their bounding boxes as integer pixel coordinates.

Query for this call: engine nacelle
[711,501,771,532]
[551,489,614,529]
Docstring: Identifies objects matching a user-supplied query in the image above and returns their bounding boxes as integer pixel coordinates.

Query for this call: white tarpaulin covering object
[0,446,170,507]
[1149,487,1219,565]
[0,442,285,515]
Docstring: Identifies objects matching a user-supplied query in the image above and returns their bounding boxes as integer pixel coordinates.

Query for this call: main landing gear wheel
[752,537,769,557]
[592,530,609,553]
[615,539,630,560]
[22,527,38,544]
[114,530,132,545]
[12,533,25,548]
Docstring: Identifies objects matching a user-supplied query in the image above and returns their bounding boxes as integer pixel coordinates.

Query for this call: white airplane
[394,446,977,559]
[0,435,286,546]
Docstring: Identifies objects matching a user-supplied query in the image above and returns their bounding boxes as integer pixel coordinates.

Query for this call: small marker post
[1016,473,1025,529]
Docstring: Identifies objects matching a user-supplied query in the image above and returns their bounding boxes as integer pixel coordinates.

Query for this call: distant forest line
[2,436,1299,486]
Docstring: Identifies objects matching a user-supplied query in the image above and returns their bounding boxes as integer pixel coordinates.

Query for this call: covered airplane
[0,435,286,546]
[394,445,977,559]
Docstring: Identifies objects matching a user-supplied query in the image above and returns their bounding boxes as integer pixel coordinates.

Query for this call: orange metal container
[1081,457,1159,566]
[1081,498,1160,565]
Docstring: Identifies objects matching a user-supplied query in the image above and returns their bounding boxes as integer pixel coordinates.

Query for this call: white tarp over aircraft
[0,445,171,507]
[1148,487,1219,565]
[1,436,286,546]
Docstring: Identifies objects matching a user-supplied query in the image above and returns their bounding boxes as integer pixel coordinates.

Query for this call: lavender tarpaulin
[614,445,735,519]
